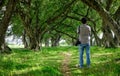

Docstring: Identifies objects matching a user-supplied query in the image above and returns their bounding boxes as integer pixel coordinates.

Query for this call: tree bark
[22,30,29,48]
[102,21,115,48]
[113,6,120,46]
[29,34,40,50]
[0,0,17,53]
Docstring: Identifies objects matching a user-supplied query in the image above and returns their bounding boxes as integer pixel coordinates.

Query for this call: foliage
[0,0,120,50]
[0,46,120,75]
[11,16,24,36]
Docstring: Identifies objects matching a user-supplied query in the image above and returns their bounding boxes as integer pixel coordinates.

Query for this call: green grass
[0,46,120,76]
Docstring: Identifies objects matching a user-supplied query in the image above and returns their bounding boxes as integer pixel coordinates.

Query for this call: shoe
[87,65,90,68]
[75,64,80,68]
[79,66,83,68]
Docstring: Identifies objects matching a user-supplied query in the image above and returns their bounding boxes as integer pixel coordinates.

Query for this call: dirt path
[61,52,72,76]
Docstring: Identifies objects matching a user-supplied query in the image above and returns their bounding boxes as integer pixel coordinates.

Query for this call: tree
[0,0,17,53]
[15,0,78,50]
[81,0,120,47]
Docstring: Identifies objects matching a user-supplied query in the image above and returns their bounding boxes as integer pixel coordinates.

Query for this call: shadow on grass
[12,48,32,53]
[70,60,120,76]
[0,57,32,76]
[13,66,62,76]
[69,47,120,76]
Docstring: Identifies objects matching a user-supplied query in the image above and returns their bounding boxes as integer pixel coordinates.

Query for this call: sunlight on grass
[8,44,24,48]
[70,46,120,76]
[92,52,113,57]
[0,46,120,76]
[12,66,42,75]
[72,69,82,74]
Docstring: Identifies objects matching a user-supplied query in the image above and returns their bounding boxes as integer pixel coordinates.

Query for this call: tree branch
[66,15,81,21]
[46,0,77,24]
[81,0,120,41]
[54,28,76,39]
[106,0,113,11]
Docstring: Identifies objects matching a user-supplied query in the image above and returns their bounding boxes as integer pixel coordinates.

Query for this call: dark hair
[81,18,87,24]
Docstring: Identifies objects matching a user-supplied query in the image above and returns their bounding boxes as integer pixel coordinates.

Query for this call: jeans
[79,43,90,68]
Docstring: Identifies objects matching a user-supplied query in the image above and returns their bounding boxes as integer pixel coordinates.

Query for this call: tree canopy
[0,0,120,52]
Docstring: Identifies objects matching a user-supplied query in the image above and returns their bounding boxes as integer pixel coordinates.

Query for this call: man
[77,17,91,68]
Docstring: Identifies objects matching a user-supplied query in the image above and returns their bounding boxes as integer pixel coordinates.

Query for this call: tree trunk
[45,38,50,47]
[22,30,29,48]
[23,26,40,50]
[51,35,61,47]
[0,0,17,53]
[30,32,40,50]
[113,6,120,46]
[18,0,42,50]
[91,27,102,46]
[102,21,116,48]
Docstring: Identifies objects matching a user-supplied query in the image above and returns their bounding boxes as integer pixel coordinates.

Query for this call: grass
[0,46,120,76]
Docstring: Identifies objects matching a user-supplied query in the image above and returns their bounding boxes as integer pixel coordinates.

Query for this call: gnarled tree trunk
[102,22,115,48]
[0,0,17,53]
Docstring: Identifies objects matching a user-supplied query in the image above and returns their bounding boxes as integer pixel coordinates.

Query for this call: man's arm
[89,26,91,35]
[77,26,80,34]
